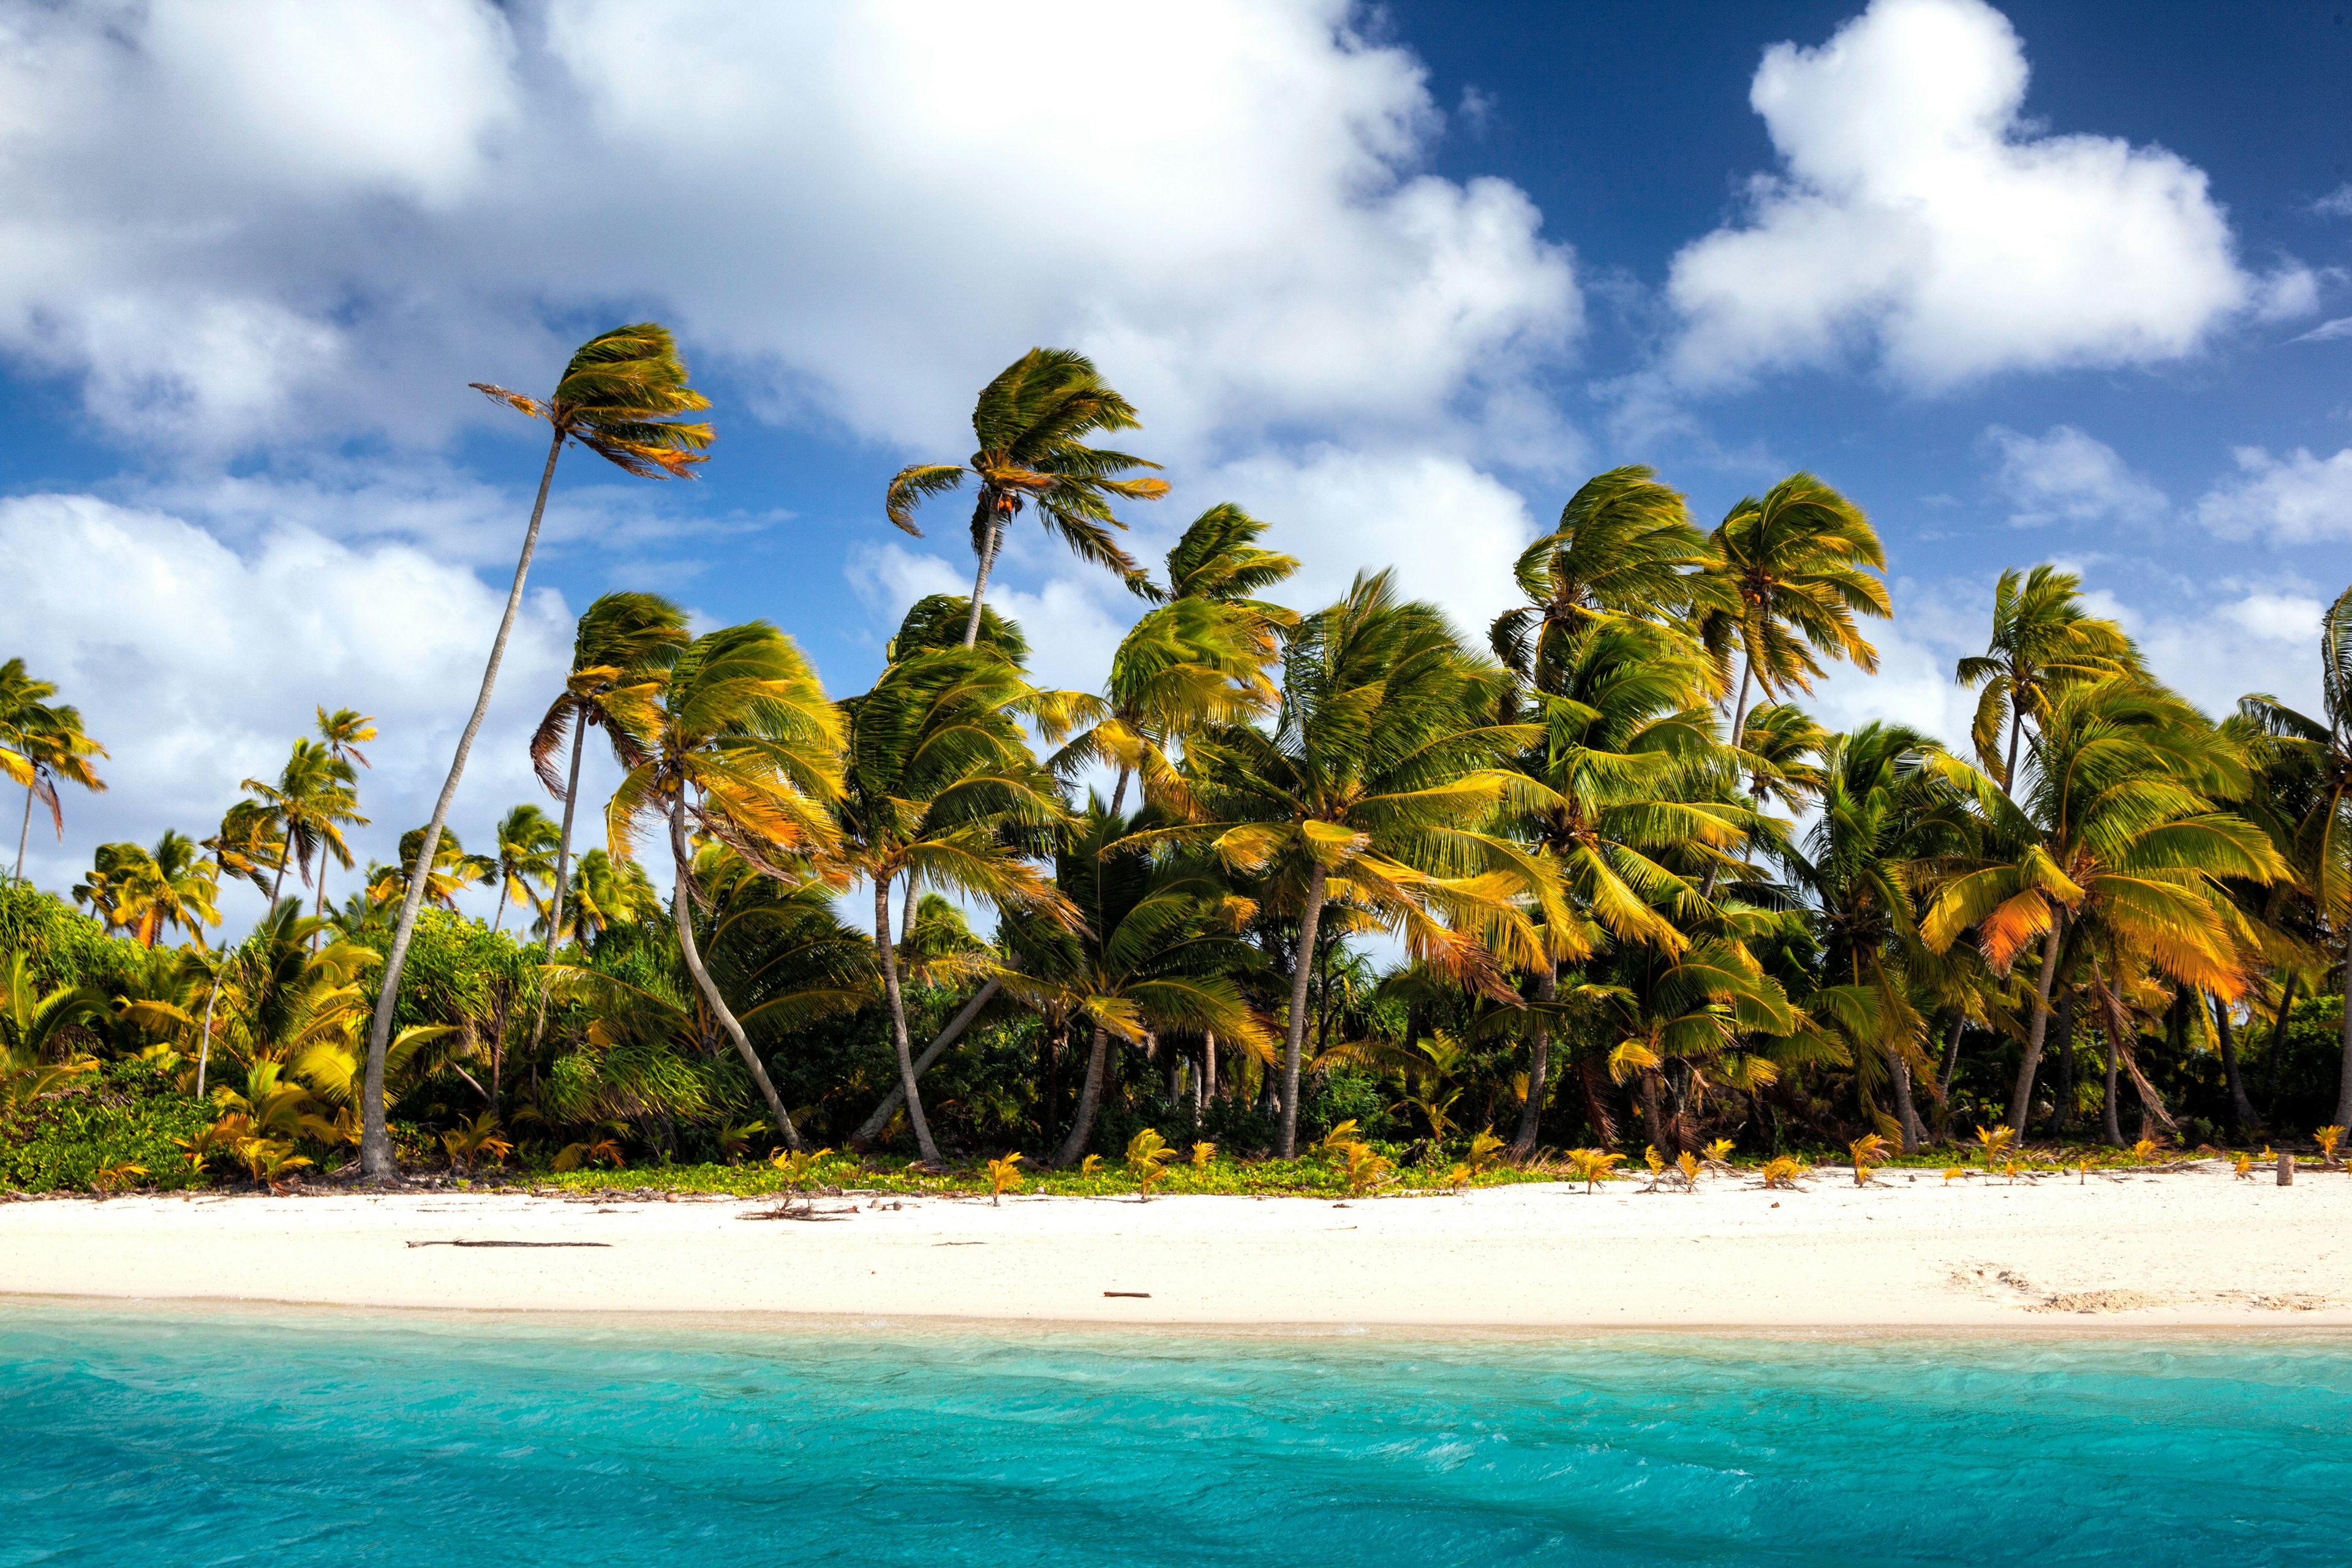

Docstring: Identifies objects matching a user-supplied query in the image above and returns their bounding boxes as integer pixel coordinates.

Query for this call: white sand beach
[7,1166,2351,1329]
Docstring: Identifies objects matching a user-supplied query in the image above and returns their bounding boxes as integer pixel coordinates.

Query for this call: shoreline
[7,1170,2351,1330]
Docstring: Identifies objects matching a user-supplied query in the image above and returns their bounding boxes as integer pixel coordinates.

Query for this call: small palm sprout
[1998,1158,2025,1186]
[1079,1153,1106,1179]
[441,1111,512,1175]
[1564,1148,1626,1194]
[768,1146,835,1217]
[1676,1151,1702,1192]
[1849,1133,1888,1187]
[986,1152,1025,1207]
[2131,1137,2165,1167]
[2315,1126,2346,1167]
[1439,1162,1474,1195]
[1339,1140,1395,1198]
[1942,1165,1969,1183]
[1191,1141,1216,1171]
[2233,1153,2256,1180]
[1126,1128,1175,1201]
[1643,1145,1667,1190]
[1317,1120,1362,1159]
[1703,1137,1736,1173]
[236,1137,312,1193]
[1464,1128,1507,1180]
[1973,1124,2017,1163]
[554,1138,625,1172]
[89,1161,148,1196]
[1761,1155,1806,1190]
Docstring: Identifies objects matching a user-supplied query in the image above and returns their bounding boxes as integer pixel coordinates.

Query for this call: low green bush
[0,1059,213,1193]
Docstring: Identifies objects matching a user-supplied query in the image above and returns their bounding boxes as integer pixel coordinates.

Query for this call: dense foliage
[8,339,2352,1195]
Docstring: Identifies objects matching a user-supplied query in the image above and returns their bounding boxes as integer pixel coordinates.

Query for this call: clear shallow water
[4,1307,2348,1568]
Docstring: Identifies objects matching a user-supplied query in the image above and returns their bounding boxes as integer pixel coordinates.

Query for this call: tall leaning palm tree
[834,646,1076,1164]
[1161,571,1556,1158]
[532,593,689,960]
[1490,466,1727,693]
[1699,473,1890,754]
[1924,679,2283,1134]
[884,347,1169,647]
[2240,582,2352,1127]
[606,622,843,1153]
[358,323,712,1180]
[1956,565,2142,793]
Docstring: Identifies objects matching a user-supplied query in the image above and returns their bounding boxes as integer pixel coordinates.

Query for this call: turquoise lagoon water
[3,1306,2348,1567]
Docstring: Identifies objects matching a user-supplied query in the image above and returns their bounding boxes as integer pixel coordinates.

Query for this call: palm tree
[1490,466,1728,693]
[1498,620,1756,1152]
[360,323,712,1180]
[532,592,690,959]
[884,347,1169,646]
[1159,571,1555,1158]
[0,662,107,881]
[240,740,364,908]
[368,827,493,910]
[833,645,1076,1164]
[1055,505,1297,816]
[551,848,663,946]
[488,804,561,934]
[1924,679,2285,1134]
[72,831,221,948]
[311,707,376,922]
[2239,582,2352,1126]
[606,622,843,1153]
[204,801,285,899]
[1002,797,1268,1165]
[1781,723,1978,1152]
[1699,473,1890,758]
[1956,565,2142,792]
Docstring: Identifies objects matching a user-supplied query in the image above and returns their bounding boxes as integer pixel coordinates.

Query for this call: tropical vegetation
[6,338,2351,1197]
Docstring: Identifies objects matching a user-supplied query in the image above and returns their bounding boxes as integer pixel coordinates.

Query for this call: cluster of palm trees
[10,323,2352,1185]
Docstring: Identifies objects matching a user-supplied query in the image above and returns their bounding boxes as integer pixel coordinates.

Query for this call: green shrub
[0,1058,213,1193]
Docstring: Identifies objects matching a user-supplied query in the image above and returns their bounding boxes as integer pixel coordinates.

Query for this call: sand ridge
[6,1164,2350,1328]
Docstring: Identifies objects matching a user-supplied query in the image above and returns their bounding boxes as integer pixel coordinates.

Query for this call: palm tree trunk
[962,519,1005,648]
[2211,992,2262,1133]
[195,964,222,1101]
[490,884,507,933]
[1937,1011,1966,1110]
[1510,959,1557,1156]
[311,854,332,953]
[1890,1047,1926,1153]
[1275,863,1329,1159]
[522,717,589,1074]
[2334,937,2352,1129]
[268,842,292,909]
[2005,914,2067,1135]
[1054,1023,1112,1166]
[2264,972,2299,1114]
[872,873,940,1164]
[358,424,565,1180]
[2002,706,2024,795]
[850,973,1003,1147]
[13,780,31,881]
[2044,988,2075,1139]
[1109,766,1132,816]
[670,797,802,1151]
[1640,1068,1665,1151]
[1204,1030,1216,1101]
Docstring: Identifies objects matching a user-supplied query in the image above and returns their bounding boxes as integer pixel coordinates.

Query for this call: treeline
[4,329,2350,1192]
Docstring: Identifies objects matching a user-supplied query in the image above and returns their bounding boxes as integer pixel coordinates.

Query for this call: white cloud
[0,0,1578,461]
[1984,424,2166,527]
[2291,317,2352,344]
[1204,447,1541,641]
[1665,0,2256,391]
[2315,184,2352,219]
[2193,447,2352,543]
[1,494,576,929]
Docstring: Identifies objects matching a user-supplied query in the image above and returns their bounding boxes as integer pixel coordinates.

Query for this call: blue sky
[3,0,2348,929]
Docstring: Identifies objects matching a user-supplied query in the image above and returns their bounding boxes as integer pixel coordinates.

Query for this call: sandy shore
[6,1164,2351,1329]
